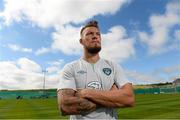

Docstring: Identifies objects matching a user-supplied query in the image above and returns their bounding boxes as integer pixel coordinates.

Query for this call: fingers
[75,89,86,98]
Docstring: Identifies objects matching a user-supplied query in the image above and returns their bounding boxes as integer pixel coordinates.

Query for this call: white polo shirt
[57,58,130,119]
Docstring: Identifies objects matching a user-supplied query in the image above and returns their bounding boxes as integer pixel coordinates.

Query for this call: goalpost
[159,85,179,94]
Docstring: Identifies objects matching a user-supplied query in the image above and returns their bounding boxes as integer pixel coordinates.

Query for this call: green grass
[0,94,180,119]
[0,98,67,119]
[118,93,180,119]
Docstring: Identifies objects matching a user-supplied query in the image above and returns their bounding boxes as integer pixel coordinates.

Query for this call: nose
[92,36,97,40]
[92,33,99,40]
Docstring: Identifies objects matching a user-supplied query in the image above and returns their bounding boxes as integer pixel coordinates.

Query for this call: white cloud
[47,66,59,74]
[46,59,64,74]
[17,57,41,73]
[139,1,180,54]
[8,44,32,53]
[0,0,132,61]
[126,70,165,85]
[22,48,32,53]
[0,0,130,28]
[35,47,50,55]
[47,59,64,67]
[0,23,2,30]
[52,25,82,55]
[0,58,61,90]
[101,26,135,62]
[126,64,180,85]
[0,0,139,89]
[162,65,180,74]
[8,44,20,51]
[0,57,179,90]
[51,25,135,62]
[174,30,180,41]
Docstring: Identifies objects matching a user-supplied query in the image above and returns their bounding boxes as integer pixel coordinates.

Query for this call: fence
[1,86,180,99]
[135,86,180,94]
[0,90,57,99]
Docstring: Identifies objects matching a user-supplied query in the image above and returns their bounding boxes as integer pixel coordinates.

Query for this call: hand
[75,89,92,98]
[75,89,83,97]
[75,89,102,109]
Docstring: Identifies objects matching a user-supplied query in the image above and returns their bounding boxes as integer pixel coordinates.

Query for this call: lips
[91,41,99,43]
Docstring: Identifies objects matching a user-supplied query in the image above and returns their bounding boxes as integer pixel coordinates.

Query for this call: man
[57,20,135,119]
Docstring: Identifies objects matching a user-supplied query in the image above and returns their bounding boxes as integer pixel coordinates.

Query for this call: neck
[83,51,100,63]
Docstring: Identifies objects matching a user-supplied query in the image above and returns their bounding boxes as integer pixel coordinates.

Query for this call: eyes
[85,32,100,37]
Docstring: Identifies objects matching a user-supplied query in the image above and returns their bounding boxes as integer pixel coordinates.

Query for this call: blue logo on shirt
[103,68,112,76]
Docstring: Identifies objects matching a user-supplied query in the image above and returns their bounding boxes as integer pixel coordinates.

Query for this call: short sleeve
[57,64,76,91]
[113,63,130,88]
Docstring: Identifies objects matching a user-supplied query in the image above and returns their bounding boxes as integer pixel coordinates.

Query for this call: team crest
[103,68,111,76]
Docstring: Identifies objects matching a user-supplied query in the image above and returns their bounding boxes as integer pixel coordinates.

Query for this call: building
[173,78,180,86]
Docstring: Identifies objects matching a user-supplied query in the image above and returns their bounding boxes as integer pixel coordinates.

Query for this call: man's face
[80,27,101,54]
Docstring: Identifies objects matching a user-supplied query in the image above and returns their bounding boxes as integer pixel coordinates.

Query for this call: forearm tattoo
[61,89,75,96]
[60,89,96,115]
[76,97,96,114]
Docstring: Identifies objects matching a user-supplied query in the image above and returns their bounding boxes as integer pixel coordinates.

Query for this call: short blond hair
[80,20,99,35]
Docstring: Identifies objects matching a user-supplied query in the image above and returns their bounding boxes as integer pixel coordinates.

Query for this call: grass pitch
[0,93,180,119]
[118,93,180,119]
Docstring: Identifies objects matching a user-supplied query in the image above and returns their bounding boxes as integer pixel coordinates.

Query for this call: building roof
[173,78,180,84]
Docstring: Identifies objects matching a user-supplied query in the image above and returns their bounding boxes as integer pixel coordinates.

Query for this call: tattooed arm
[57,89,97,115]
[78,83,135,108]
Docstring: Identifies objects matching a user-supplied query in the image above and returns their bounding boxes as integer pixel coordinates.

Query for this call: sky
[0,0,179,90]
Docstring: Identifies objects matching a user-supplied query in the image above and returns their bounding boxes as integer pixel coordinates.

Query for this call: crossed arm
[57,83,135,115]
[57,89,97,115]
[77,83,135,108]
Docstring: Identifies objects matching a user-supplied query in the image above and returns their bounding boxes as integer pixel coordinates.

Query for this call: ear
[79,39,83,45]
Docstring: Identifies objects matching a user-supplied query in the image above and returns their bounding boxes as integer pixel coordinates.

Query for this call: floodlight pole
[42,69,48,92]
[174,84,177,93]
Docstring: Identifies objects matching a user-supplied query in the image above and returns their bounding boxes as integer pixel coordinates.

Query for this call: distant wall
[135,86,180,94]
[1,87,180,99]
[0,90,57,99]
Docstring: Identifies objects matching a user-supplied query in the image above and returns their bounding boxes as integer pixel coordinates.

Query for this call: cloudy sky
[0,0,179,90]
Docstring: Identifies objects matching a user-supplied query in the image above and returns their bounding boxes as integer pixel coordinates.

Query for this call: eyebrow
[86,31,100,35]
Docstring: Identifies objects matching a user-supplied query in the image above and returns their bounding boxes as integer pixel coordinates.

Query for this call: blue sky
[0,0,179,90]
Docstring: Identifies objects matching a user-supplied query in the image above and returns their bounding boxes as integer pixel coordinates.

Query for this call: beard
[86,46,101,54]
